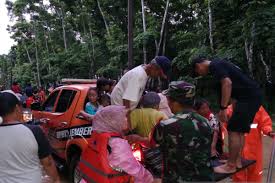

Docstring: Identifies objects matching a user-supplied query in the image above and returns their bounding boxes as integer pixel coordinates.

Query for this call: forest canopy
[0,0,274,111]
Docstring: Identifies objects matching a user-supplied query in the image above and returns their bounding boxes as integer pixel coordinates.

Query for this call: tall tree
[156,0,169,56]
[141,0,147,64]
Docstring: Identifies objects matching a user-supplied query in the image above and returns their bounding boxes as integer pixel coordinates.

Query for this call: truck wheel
[69,154,81,183]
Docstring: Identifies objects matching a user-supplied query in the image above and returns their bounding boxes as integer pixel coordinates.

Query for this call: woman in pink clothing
[80,105,155,183]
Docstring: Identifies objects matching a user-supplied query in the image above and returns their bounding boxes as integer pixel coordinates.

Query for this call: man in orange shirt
[224,105,274,182]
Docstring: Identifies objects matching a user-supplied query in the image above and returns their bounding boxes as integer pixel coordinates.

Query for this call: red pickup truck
[32,79,96,182]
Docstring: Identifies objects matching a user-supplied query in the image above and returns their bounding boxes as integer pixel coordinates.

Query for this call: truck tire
[69,154,81,183]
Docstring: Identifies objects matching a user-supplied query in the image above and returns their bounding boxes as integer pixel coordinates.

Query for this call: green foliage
[0,0,274,113]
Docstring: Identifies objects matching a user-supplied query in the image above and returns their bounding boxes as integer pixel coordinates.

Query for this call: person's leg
[214,131,242,173]
[214,104,243,173]
[227,131,242,166]
[215,100,261,174]
[236,133,245,168]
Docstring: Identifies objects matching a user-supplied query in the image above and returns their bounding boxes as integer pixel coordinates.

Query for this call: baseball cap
[163,81,196,105]
[151,56,171,78]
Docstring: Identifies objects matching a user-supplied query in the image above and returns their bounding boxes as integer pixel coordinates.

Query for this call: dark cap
[151,56,171,78]
[163,81,196,105]
[141,92,161,108]
[191,56,207,77]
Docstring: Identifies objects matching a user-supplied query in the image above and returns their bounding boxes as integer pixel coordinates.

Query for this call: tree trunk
[128,0,134,69]
[244,22,255,78]
[88,25,95,59]
[96,0,110,36]
[43,28,52,75]
[21,32,37,82]
[155,39,158,56]
[245,39,253,78]
[156,0,170,56]
[43,28,49,54]
[23,43,32,63]
[208,0,214,52]
[60,7,67,51]
[260,51,272,83]
[88,24,95,78]
[45,21,56,55]
[141,0,147,64]
[9,57,13,88]
[162,26,167,55]
[34,24,41,87]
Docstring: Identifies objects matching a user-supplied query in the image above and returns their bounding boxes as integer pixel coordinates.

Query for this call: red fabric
[38,90,46,103]
[223,105,272,182]
[78,132,131,183]
[204,111,212,121]
[11,85,21,94]
[26,96,34,108]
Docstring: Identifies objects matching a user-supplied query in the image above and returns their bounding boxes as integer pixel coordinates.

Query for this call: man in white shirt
[111,56,171,110]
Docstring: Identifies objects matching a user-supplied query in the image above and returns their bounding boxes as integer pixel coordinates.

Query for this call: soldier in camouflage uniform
[151,81,213,182]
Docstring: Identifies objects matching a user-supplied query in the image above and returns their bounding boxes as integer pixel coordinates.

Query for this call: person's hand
[125,134,143,144]
[218,109,228,122]
[211,147,219,157]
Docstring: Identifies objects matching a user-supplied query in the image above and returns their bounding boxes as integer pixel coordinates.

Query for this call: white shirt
[111,65,148,110]
[0,123,52,183]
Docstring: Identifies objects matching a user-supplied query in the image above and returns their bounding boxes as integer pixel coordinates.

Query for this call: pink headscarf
[92,105,128,135]
[158,93,173,117]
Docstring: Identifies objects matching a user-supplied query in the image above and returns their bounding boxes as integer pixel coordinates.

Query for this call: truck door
[41,89,79,159]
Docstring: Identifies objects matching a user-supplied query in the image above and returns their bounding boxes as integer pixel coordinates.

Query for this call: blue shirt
[85,102,102,115]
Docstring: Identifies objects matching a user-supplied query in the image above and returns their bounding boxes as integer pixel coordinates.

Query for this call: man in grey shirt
[0,90,60,183]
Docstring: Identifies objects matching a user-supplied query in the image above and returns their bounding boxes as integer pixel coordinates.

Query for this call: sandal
[219,159,227,163]
[214,163,236,174]
[236,161,243,169]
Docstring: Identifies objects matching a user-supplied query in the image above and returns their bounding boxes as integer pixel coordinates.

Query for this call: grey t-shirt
[0,123,52,183]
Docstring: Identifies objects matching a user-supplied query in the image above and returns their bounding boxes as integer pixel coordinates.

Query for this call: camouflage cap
[162,81,196,103]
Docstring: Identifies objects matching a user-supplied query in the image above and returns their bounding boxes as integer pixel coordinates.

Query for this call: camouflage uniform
[152,81,213,182]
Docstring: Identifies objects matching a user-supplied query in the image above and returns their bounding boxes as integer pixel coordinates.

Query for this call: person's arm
[211,131,219,157]
[208,113,219,156]
[24,125,60,183]
[79,110,94,121]
[220,77,232,108]
[108,138,153,183]
[123,99,131,109]
[125,134,150,147]
[40,156,60,183]
[219,77,232,122]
